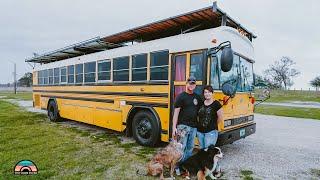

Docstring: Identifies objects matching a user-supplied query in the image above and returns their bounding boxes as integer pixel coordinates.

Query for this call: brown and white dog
[180,145,223,180]
[146,128,188,179]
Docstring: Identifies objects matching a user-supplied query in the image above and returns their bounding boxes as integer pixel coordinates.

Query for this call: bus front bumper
[216,122,256,146]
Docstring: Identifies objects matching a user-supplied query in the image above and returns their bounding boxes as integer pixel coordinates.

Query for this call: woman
[197,85,223,149]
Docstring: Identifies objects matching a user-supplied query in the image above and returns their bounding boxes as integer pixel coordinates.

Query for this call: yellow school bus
[27,3,256,146]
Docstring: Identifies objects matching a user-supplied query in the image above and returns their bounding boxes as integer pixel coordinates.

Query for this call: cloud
[0,0,319,89]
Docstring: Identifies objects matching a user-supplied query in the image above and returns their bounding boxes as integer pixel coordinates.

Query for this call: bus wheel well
[47,98,56,109]
[126,107,160,137]
[47,98,62,122]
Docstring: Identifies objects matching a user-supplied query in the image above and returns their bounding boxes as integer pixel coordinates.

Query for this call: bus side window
[98,60,111,81]
[190,53,203,80]
[132,54,147,81]
[43,69,48,85]
[84,62,96,83]
[68,65,75,84]
[150,50,169,81]
[75,64,83,84]
[38,70,43,85]
[60,67,67,83]
[175,55,186,81]
[113,56,129,82]
[54,68,60,84]
[48,69,54,85]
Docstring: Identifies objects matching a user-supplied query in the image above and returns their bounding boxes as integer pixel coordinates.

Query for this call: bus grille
[224,115,254,128]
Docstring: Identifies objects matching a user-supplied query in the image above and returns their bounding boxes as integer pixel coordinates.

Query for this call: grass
[255,89,320,103]
[240,170,254,180]
[255,105,320,120]
[0,100,159,179]
[0,91,32,101]
[311,168,320,178]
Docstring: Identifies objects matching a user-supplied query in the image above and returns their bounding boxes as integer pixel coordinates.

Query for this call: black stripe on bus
[41,95,114,103]
[33,81,169,87]
[126,101,168,108]
[161,129,168,135]
[33,90,168,97]
[41,95,168,108]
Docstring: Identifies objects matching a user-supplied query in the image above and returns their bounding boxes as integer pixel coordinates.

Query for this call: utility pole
[13,63,17,94]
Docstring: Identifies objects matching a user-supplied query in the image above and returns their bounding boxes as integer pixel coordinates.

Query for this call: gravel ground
[4,99,320,179]
[221,114,320,179]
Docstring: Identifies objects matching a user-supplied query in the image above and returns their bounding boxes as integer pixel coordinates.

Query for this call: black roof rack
[26,2,256,64]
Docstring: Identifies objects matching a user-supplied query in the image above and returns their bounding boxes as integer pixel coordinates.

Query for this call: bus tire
[132,110,160,147]
[47,100,61,122]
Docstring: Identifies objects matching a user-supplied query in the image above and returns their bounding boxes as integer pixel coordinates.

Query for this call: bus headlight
[248,115,254,121]
[224,120,232,127]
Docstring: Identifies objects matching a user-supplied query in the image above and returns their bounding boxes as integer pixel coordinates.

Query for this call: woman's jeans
[196,130,219,149]
[176,124,197,163]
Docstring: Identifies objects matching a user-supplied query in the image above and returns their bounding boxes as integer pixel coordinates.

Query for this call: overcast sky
[1,0,319,89]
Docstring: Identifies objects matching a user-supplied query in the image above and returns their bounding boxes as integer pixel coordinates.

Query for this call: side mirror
[220,47,234,72]
[255,88,271,106]
[222,82,236,97]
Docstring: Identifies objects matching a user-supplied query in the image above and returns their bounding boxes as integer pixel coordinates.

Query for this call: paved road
[4,99,320,179]
[221,114,320,179]
[0,87,32,92]
[5,99,45,113]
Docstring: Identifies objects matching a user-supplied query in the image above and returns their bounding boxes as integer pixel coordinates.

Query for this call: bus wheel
[132,110,160,147]
[47,100,61,122]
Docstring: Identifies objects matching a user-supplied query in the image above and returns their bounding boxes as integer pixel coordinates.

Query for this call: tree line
[255,56,319,91]
[18,72,32,87]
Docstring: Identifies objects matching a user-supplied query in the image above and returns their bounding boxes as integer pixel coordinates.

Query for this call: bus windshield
[240,57,254,91]
[210,52,254,92]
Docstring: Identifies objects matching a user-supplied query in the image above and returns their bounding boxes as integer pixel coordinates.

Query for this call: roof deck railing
[26,2,256,64]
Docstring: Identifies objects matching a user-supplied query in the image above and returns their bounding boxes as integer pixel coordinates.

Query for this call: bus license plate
[240,128,246,137]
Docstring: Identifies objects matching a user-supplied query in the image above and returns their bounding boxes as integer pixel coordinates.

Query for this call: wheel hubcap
[137,118,152,139]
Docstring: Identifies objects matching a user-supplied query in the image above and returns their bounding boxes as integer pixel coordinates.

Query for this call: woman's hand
[172,126,177,138]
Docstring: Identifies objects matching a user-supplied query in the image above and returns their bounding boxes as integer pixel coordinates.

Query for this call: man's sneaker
[175,167,181,176]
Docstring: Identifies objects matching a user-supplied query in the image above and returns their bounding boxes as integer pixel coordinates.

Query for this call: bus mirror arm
[254,89,271,107]
[208,41,234,73]
[222,96,231,106]
[208,41,232,56]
